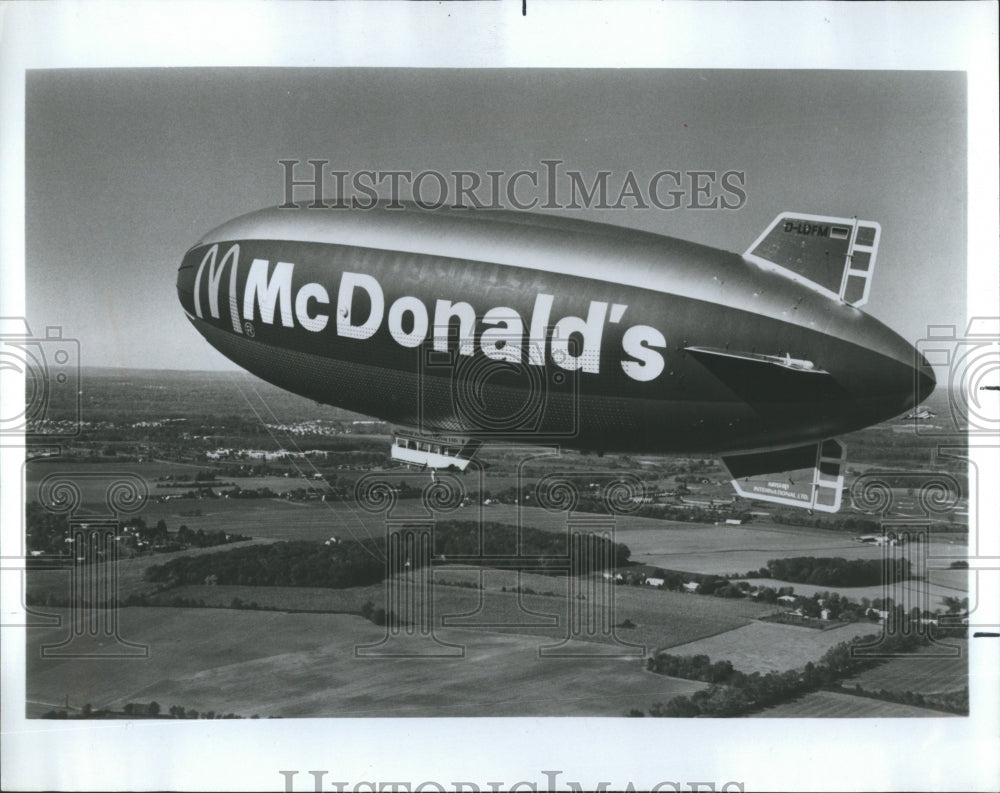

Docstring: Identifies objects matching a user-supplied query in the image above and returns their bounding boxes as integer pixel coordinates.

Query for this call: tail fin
[745,212,880,307]
[722,439,847,513]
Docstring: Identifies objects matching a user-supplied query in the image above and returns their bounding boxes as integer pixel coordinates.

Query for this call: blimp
[176,204,935,513]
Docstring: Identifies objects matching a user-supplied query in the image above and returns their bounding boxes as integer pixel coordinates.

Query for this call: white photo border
[1,2,998,791]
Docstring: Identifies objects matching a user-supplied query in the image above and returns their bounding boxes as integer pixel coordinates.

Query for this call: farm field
[841,639,968,696]
[613,521,967,576]
[25,608,705,718]
[25,460,215,510]
[142,495,431,542]
[25,539,274,604]
[436,566,777,650]
[26,461,969,584]
[144,564,776,653]
[664,620,881,674]
[753,689,954,718]
[48,490,969,579]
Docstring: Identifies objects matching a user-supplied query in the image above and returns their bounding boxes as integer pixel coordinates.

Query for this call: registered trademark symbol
[244,321,255,338]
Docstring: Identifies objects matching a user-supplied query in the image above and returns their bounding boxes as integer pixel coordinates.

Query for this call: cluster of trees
[359,599,403,627]
[43,700,263,720]
[40,701,257,720]
[431,521,631,571]
[143,521,631,591]
[25,502,70,554]
[646,654,738,684]
[646,623,945,717]
[175,524,249,549]
[164,704,250,719]
[760,556,912,587]
[771,512,883,533]
[145,539,387,589]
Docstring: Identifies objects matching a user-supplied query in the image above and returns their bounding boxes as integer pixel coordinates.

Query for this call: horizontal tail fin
[685,346,847,405]
[745,212,880,307]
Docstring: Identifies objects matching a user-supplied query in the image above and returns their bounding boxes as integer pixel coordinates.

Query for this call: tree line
[758,556,912,587]
[144,521,632,590]
[644,622,965,717]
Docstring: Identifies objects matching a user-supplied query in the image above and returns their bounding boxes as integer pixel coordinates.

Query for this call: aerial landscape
[15,65,978,732]
[24,367,970,719]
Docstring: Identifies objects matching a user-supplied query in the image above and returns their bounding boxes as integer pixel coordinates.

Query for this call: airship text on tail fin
[722,439,847,513]
[745,212,881,308]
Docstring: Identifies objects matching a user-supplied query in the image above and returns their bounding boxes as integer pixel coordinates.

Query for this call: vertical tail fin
[745,212,881,307]
[722,439,847,513]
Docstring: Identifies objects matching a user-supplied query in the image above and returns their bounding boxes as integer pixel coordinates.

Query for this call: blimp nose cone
[176,248,200,317]
[915,349,937,407]
[851,315,934,422]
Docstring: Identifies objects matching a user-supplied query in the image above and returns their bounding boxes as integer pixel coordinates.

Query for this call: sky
[25,68,967,371]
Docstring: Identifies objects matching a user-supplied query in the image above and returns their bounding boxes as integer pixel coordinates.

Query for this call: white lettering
[227,247,242,333]
[337,272,385,340]
[621,325,666,381]
[194,243,239,324]
[528,293,554,366]
[227,262,676,383]
[295,283,330,332]
[243,259,294,327]
[388,296,429,347]
[481,307,524,363]
[552,301,607,373]
[433,299,476,356]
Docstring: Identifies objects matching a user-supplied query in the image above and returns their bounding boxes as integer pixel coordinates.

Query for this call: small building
[645,577,665,587]
[777,594,797,604]
[682,581,700,593]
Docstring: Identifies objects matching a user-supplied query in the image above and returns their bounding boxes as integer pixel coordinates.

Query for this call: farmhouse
[645,577,665,588]
[682,581,700,593]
